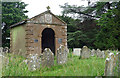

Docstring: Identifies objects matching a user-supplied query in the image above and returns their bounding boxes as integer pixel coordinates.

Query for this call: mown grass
[2,52,106,76]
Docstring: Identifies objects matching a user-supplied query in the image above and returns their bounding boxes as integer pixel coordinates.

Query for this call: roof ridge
[10,10,67,28]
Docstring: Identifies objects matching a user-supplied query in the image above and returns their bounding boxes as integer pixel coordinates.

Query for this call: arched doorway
[42,28,55,55]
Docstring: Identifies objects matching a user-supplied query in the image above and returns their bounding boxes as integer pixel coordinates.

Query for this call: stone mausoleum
[10,8,67,57]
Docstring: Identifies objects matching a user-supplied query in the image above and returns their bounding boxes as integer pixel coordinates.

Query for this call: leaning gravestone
[41,48,54,67]
[104,52,118,76]
[73,48,81,56]
[81,46,90,59]
[26,53,41,71]
[57,45,68,64]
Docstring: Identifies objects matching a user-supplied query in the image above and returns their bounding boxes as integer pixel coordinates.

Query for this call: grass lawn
[2,52,106,76]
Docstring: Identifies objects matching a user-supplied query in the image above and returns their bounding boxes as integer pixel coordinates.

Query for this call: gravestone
[104,53,117,76]
[65,47,69,53]
[41,48,54,67]
[105,50,111,57]
[0,53,2,78]
[0,52,9,69]
[57,45,68,64]
[91,49,96,56]
[73,48,81,56]
[96,49,105,58]
[3,47,9,53]
[113,52,120,76]
[118,52,120,77]
[81,46,90,59]
[101,51,105,58]
[26,53,41,71]
[0,47,3,53]
[96,49,101,57]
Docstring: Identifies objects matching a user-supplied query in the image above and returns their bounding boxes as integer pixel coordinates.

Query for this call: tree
[60,1,120,50]
[60,2,117,21]
[95,2,120,50]
[2,2,28,47]
[59,3,99,49]
[58,15,88,48]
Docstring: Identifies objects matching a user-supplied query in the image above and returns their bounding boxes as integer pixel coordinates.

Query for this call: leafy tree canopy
[95,1,120,50]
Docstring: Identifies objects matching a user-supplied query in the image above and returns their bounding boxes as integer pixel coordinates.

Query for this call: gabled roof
[10,10,67,28]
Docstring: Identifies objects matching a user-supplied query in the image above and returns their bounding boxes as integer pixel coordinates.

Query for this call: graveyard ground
[2,50,107,76]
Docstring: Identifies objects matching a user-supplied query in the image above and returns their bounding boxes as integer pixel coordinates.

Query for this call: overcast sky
[21,0,88,18]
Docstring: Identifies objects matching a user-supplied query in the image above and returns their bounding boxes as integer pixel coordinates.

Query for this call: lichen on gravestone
[96,49,105,58]
[104,52,120,76]
[57,45,68,64]
[81,46,90,59]
[91,49,96,56]
[113,52,120,76]
[3,47,9,53]
[0,52,2,78]
[41,48,54,67]
[104,53,115,76]
[104,50,111,57]
[0,47,3,53]
[26,53,41,71]
[118,52,120,77]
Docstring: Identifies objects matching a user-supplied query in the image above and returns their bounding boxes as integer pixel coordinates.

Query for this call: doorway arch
[42,28,55,55]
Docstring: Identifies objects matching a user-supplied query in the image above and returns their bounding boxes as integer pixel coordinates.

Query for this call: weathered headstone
[104,50,111,57]
[41,48,54,67]
[73,48,81,56]
[118,52,120,77]
[0,52,9,77]
[81,46,90,59]
[96,49,101,57]
[0,47,3,53]
[104,53,118,76]
[0,53,2,78]
[57,45,68,64]
[91,49,96,56]
[101,51,105,58]
[3,47,9,53]
[96,49,105,58]
[26,53,41,71]
[113,52,120,76]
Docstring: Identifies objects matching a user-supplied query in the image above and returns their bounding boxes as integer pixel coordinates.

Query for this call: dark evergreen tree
[95,2,120,50]
[59,2,99,49]
[2,2,28,47]
[60,1,120,50]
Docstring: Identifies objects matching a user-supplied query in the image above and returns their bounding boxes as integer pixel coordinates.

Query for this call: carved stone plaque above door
[45,14,52,23]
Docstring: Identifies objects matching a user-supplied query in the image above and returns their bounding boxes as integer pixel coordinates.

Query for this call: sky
[21,0,88,18]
